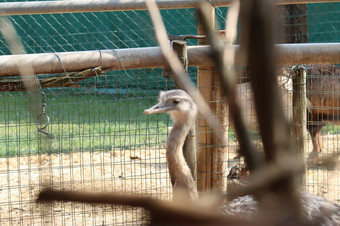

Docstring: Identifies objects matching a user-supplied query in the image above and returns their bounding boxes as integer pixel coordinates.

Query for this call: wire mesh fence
[0,1,339,225]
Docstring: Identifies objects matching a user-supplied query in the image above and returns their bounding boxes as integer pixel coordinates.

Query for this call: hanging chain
[35,77,55,139]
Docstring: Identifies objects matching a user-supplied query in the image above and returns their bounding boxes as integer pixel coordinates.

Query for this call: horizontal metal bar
[192,43,340,67]
[0,0,339,16]
[275,43,340,65]
[0,0,230,16]
[0,43,339,77]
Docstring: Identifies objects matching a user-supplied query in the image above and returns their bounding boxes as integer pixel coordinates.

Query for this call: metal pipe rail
[0,43,339,77]
[0,0,339,16]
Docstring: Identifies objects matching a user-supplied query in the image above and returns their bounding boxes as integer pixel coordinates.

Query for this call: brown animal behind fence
[306,64,340,156]
[233,65,340,158]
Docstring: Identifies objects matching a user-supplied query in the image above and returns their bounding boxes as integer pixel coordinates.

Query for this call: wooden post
[292,65,307,185]
[163,40,188,88]
[211,74,228,192]
[196,5,229,192]
[197,6,228,192]
[197,5,215,192]
[196,65,212,192]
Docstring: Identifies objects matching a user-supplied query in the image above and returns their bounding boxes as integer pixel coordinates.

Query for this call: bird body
[221,191,340,226]
[145,89,340,225]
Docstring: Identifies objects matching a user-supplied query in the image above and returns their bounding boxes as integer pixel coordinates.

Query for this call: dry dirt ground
[0,136,338,225]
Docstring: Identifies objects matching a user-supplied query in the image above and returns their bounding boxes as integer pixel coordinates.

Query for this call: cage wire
[0,1,339,225]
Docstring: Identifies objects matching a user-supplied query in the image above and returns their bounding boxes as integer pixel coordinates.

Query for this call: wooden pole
[292,65,307,185]
[197,5,215,192]
[211,74,228,191]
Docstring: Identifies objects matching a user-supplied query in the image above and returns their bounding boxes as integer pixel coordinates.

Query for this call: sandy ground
[0,135,338,225]
[0,148,170,225]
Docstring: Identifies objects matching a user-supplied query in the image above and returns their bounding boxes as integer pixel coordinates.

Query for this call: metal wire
[35,77,55,139]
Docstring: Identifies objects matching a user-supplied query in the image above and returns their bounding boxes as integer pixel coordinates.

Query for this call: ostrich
[144,89,340,225]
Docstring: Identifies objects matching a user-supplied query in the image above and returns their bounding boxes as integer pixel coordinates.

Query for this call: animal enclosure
[0,1,339,225]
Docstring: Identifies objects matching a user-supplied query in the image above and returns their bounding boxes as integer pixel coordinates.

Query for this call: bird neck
[167,115,199,202]
[167,120,192,155]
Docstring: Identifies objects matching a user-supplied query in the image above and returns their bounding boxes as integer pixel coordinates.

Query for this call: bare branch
[37,188,259,226]
[224,0,240,45]
[0,17,36,91]
[238,0,303,220]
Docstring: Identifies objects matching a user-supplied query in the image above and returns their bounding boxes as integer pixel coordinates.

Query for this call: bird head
[144,90,197,123]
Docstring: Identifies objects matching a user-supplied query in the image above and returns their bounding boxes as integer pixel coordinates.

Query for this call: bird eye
[173,99,181,104]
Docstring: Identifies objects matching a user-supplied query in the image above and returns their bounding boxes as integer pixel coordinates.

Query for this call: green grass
[323,124,340,135]
[0,91,170,157]
[1,91,339,157]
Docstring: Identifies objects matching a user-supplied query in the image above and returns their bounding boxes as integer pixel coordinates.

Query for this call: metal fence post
[292,65,307,185]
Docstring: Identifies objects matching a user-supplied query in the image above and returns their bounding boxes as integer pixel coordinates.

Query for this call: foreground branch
[37,189,258,226]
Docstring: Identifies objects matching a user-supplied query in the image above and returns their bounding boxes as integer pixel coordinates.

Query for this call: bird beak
[144,103,173,115]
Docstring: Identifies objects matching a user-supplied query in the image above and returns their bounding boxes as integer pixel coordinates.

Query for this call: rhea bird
[144,89,340,225]
[144,89,199,202]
